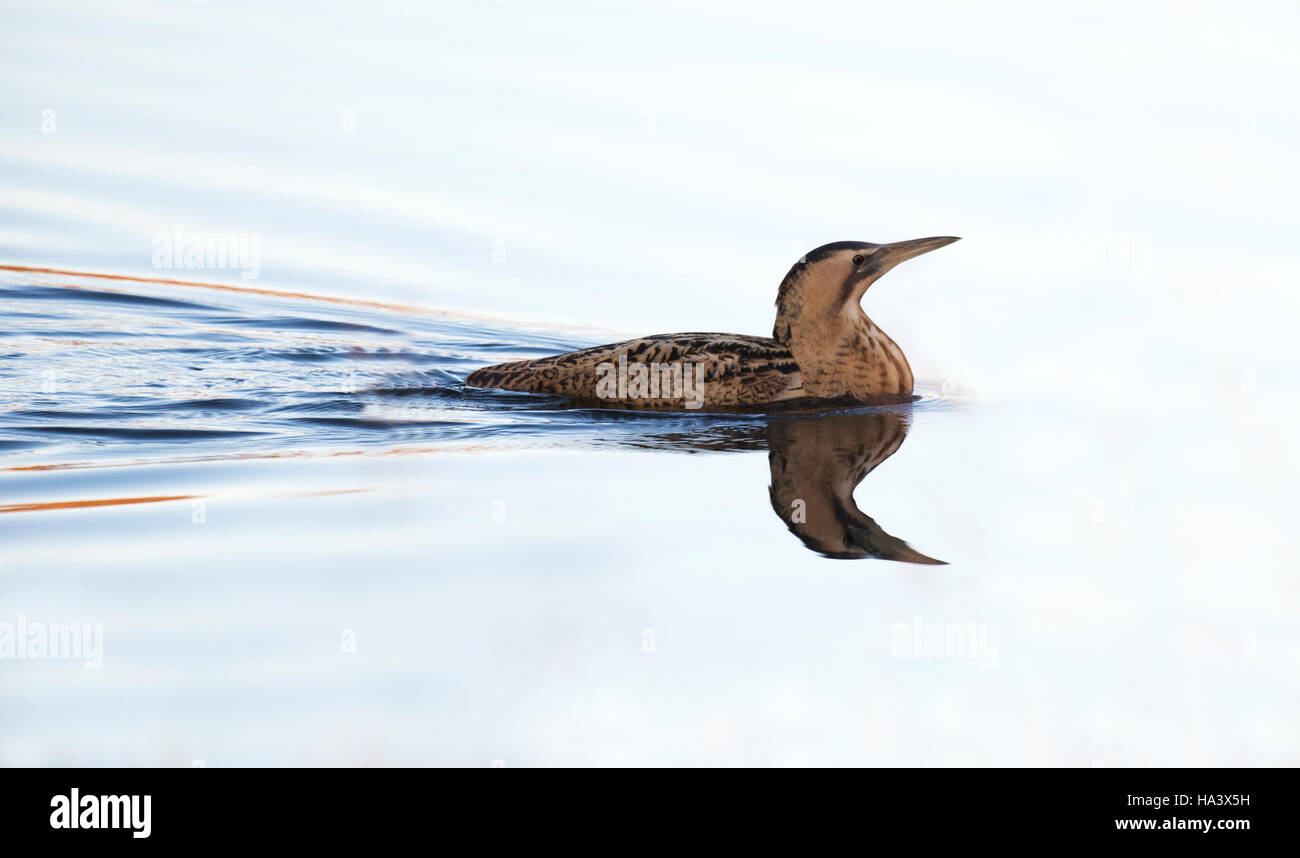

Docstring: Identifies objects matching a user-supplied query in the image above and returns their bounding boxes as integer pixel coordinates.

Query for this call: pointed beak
[880,236,961,267]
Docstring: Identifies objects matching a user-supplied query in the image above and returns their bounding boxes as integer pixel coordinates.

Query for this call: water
[0,266,951,559]
[3,0,1299,766]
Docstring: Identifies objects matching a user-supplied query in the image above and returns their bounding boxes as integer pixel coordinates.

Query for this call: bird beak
[880,236,961,267]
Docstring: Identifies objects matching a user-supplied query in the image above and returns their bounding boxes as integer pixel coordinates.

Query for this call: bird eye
[852,254,865,266]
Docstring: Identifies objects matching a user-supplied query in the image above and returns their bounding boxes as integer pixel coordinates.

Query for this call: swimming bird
[465,237,959,410]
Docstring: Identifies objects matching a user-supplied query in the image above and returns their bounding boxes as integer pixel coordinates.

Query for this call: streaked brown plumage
[466,237,959,410]
[768,411,943,563]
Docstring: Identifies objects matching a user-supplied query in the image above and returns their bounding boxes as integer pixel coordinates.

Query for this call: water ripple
[0,268,963,469]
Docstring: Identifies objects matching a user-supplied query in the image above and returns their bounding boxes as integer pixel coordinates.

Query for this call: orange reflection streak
[0,488,370,515]
[2,442,506,475]
[0,264,606,333]
[0,263,446,315]
[0,494,197,513]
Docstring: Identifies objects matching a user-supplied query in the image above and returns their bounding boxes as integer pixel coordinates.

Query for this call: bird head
[773,237,959,342]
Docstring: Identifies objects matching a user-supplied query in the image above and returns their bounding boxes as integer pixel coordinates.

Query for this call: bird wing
[465,333,803,409]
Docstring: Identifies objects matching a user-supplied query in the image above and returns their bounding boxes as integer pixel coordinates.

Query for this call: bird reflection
[766,411,943,563]
[596,405,942,563]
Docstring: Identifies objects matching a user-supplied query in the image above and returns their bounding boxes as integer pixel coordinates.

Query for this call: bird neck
[775,304,913,398]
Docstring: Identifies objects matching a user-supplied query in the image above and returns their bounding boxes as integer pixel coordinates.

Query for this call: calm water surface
[3,0,1298,766]
[2,266,1294,766]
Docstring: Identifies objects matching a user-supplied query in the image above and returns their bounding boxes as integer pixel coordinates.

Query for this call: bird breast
[786,314,913,399]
